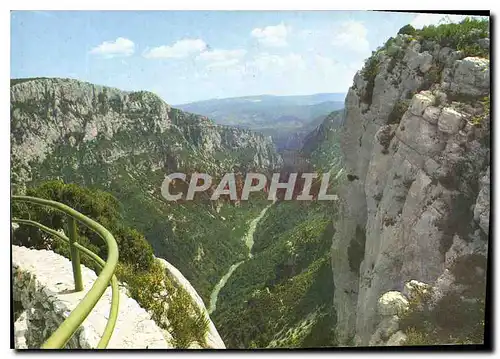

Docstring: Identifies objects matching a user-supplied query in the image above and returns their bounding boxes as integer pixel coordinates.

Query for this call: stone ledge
[12,245,172,349]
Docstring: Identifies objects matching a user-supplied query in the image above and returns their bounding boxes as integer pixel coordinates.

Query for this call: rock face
[302,109,344,156]
[12,245,172,349]
[10,77,282,192]
[155,257,225,349]
[331,32,490,345]
[377,292,409,317]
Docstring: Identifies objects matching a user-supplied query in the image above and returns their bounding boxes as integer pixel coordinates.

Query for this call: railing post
[67,217,84,292]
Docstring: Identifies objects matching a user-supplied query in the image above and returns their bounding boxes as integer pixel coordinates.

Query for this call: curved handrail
[11,195,120,349]
[13,218,120,348]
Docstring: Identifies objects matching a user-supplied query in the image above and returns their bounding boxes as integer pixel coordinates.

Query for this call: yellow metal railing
[12,195,120,349]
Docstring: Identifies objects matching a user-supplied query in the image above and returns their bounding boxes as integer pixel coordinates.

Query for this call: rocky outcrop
[368,280,431,346]
[331,30,490,345]
[155,257,225,349]
[302,110,344,156]
[10,77,282,192]
[12,245,172,349]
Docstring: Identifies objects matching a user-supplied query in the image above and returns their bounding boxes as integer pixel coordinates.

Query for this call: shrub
[387,57,398,74]
[383,36,396,49]
[404,327,433,346]
[416,17,489,58]
[115,227,154,271]
[164,276,211,348]
[388,99,410,125]
[117,261,209,348]
[398,24,417,36]
[471,95,490,126]
[97,88,109,115]
[399,282,485,345]
[109,95,124,113]
[427,64,443,84]
[361,55,380,107]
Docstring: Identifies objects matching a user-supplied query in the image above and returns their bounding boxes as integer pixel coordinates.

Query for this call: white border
[2,3,497,359]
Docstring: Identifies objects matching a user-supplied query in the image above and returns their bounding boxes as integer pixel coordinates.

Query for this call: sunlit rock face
[331,31,490,345]
[10,77,282,193]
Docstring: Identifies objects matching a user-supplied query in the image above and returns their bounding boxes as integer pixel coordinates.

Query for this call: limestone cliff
[10,77,282,193]
[331,24,490,345]
[302,109,344,156]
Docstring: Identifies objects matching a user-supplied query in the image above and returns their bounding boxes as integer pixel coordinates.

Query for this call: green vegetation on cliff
[400,254,487,346]
[415,17,489,58]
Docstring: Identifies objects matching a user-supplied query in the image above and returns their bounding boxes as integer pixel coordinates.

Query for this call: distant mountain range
[175,93,346,151]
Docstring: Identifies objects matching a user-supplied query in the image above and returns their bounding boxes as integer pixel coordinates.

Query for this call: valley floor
[209,202,275,314]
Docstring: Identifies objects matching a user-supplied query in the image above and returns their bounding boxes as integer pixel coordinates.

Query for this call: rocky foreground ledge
[12,245,171,349]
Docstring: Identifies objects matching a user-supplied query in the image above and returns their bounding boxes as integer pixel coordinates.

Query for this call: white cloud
[250,52,305,72]
[251,23,290,47]
[332,21,370,55]
[89,37,135,58]
[313,54,338,71]
[299,29,315,38]
[143,39,207,59]
[197,49,247,68]
[410,14,489,29]
[239,52,356,95]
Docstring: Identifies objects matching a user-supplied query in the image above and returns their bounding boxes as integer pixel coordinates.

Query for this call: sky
[10,11,483,104]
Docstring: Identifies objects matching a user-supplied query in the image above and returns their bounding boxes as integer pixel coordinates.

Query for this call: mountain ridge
[176,93,345,152]
[174,93,347,107]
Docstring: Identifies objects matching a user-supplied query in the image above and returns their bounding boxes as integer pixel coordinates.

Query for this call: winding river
[208,202,274,314]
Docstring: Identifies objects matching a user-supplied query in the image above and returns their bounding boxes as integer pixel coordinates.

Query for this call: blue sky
[10,11,478,104]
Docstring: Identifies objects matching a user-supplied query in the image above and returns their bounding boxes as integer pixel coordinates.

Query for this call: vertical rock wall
[331,33,490,345]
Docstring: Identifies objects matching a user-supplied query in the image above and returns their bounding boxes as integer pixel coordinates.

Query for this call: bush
[416,17,489,58]
[361,55,380,107]
[388,99,410,125]
[399,282,485,345]
[426,63,444,85]
[398,24,417,36]
[472,96,490,126]
[117,261,209,348]
[115,227,154,271]
[404,327,433,346]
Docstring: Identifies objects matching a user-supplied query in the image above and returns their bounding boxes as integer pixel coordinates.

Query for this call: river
[208,201,274,314]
